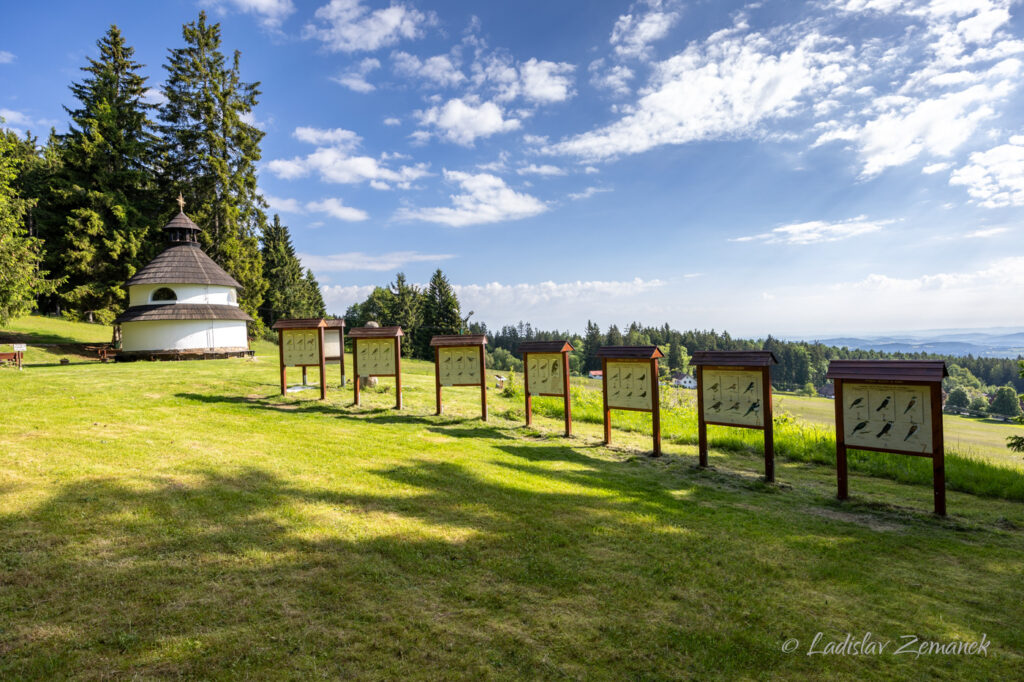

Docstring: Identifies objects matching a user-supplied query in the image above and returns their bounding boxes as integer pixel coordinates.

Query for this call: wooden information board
[350,326,403,409]
[598,346,664,456]
[519,341,574,436]
[693,351,777,481]
[431,335,487,420]
[323,319,346,387]
[826,360,948,515]
[272,319,327,400]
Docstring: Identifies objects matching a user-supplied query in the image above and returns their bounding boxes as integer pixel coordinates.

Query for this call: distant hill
[810,328,1024,358]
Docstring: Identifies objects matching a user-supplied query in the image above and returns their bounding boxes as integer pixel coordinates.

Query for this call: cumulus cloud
[268,126,430,189]
[589,60,635,96]
[470,53,576,104]
[304,0,433,52]
[610,0,681,60]
[392,51,465,87]
[415,96,520,146]
[731,216,892,244]
[207,0,295,27]
[320,284,378,313]
[265,195,305,213]
[949,134,1024,207]
[546,31,849,160]
[964,226,1009,238]
[395,170,547,227]
[306,197,369,221]
[300,250,454,272]
[331,57,380,93]
[383,117,401,126]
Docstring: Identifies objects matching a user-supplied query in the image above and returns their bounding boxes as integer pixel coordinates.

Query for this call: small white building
[672,373,697,389]
[114,205,252,359]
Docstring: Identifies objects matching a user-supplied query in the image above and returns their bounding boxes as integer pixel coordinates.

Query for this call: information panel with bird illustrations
[438,347,482,386]
[357,338,396,376]
[282,329,319,367]
[701,368,764,428]
[606,360,653,411]
[841,383,933,454]
[526,353,564,396]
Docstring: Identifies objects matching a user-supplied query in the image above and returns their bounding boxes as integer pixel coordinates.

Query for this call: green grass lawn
[1,317,1023,679]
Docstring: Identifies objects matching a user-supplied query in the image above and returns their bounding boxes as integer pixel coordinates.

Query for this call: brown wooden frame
[692,351,778,481]
[324,319,346,387]
[598,346,664,456]
[271,318,328,400]
[518,340,574,437]
[350,326,404,410]
[826,360,948,515]
[431,334,488,421]
[0,350,24,369]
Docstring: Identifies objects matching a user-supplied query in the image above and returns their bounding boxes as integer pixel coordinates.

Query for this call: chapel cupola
[163,193,202,244]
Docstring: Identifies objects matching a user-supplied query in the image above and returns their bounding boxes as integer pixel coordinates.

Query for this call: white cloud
[950,135,1024,207]
[547,32,849,160]
[304,0,433,52]
[589,60,635,96]
[415,96,520,146]
[922,161,952,174]
[265,195,305,213]
[610,0,681,60]
[207,0,295,27]
[306,197,369,222]
[142,88,167,105]
[517,164,566,176]
[300,250,454,272]
[320,284,377,313]
[395,170,547,227]
[964,226,1009,238]
[392,51,465,87]
[383,117,401,126]
[269,126,430,189]
[0,108,32,127]
[0,51,14,64]
[292,126,361,148]
[518,58,576,103]
[568,186,611,200]
[331,57,380,93]
[731,216,892,244]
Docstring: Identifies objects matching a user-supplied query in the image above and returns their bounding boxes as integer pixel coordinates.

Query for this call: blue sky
[2,0,1023,337]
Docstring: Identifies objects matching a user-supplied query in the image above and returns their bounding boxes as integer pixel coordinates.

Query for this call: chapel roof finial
[176,193,186,213]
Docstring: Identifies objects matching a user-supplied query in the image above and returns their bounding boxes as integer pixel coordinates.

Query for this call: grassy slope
[0,317,1023,679]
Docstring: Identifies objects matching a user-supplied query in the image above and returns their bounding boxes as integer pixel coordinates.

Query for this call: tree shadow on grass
[3,447,1022,678]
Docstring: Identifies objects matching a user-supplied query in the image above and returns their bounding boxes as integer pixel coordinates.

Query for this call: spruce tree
[40,25,158,323]
[0,130,58,324]
[606,324,623,346]
[582,320,603,372]
[668,338,685,372]
[159,11,267,326]
[259,214,305,325]
[303,268,326,317]
[389,272,421,356]
[416,269,461,358]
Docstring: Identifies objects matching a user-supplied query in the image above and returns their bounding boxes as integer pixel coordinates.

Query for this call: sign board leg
[651,358,661,456]
[479,344,487,421]
[834,379,848,500]
[523,353,532,426]
[931,382,946,516]
[696,365,708,467]
[277,329,286,396]
[562,351,572,437]
[353,341,360,406]
[318,327,326,401]
[762,366,774,482]
[434,346,442,415]
[395,338,402,410]
[602,358,611,445]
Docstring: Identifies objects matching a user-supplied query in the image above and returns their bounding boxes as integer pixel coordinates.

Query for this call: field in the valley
[1,317,1023,680]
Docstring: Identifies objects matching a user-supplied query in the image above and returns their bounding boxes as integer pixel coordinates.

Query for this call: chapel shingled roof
[126,244,243,288]
[114,303,252,323]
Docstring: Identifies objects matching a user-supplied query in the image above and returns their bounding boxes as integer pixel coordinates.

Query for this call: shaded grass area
[0,344,1023,678]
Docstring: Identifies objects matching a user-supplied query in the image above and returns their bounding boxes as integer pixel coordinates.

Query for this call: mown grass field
[1,317,1023,679]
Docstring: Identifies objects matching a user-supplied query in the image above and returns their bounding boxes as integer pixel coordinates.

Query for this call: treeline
[0,15,323,332]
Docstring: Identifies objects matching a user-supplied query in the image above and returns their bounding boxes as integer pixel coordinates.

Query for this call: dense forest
[0,16,324,333]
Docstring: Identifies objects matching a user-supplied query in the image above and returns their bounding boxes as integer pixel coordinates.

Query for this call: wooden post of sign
[696,365,708,467]
[434,346,442,415]
[395,337,402,410]
[523,354,532,426]
[602,358,611,445]
[762,365,775,482]
[302,366,308,386]
[651,358,662,456]
[277,329,286,396]
[562,351,572,437]
[353,341,361,406]
[931,382,946,516]
[479,344,487,422]
[834,378,848,501]
[318,326,326,401]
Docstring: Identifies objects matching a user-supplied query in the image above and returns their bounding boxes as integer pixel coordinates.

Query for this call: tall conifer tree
[40,25,157,323]
[303,269,326,318]
[159,11,267,325]
[416,269,461,358]
[389,272,421,357]
[259,214,305,325]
